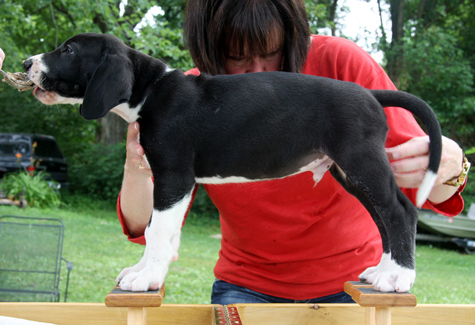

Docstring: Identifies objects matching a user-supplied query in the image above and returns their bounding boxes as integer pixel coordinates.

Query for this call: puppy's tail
[371,90,442,207]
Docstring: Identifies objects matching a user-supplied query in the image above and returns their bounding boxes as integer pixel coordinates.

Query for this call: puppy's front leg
[117,189,193,291]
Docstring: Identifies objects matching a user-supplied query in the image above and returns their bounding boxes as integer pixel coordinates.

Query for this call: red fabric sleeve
[116,192,146,245]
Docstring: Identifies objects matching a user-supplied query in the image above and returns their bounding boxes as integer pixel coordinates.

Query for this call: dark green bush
[67,142,126,202]
[65,143,220,221]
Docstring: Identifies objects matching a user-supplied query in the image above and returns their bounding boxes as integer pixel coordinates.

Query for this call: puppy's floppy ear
[80,50,133,120]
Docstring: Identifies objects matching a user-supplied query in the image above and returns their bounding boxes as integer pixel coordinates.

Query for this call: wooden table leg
[365,306,376,325]
[375,307,391,325]
[128,307,147,325]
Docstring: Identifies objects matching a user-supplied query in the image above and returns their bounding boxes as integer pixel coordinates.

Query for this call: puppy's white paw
[116,266,136,283]
[394,268,416,292]
[116,244,169,291]
[116,247,149,284]
[116,197,191,292]
[358,266,378,282]
[118,260,168,292]
[359,253,415,292]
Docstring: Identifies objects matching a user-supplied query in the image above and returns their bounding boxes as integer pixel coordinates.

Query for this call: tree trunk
[387,0,405,88]
[329,0,339,36]
[96,113,128,145]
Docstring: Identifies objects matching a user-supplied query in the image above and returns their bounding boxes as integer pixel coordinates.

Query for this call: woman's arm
[119,122,154,238]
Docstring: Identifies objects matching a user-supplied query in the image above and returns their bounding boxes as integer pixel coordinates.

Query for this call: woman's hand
[0,48,5,69]
[386,136,464,204]
[124,122,153,178]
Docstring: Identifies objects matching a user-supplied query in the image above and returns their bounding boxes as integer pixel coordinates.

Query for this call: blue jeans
[211,279,355,304]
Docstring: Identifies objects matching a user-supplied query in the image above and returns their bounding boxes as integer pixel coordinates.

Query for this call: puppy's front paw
[359,253,415,292]
[118,260,168,292]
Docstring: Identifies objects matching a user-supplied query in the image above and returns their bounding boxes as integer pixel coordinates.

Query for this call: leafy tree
[379,0,475,209]
[0,0,193,201]
[378,1,475,142]
[400,25,475,145]
[0,0,193,145]
[306,0,340,35]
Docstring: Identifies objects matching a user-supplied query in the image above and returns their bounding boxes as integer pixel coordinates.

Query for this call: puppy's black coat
[24,33,442,292]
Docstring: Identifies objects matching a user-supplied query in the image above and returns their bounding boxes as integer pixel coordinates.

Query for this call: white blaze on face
[26,53,83,106]
[26,54,47,85]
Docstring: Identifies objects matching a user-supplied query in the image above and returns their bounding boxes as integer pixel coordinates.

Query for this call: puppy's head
[24,33,133,120]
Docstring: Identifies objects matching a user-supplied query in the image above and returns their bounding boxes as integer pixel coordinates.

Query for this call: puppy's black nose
[23,59,32,71]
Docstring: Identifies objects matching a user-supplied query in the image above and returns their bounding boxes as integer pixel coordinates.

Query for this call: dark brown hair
[184,0,311,75]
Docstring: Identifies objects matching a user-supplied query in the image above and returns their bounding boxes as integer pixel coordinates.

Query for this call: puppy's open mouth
[31,84,59,105]
[32,84,47,97]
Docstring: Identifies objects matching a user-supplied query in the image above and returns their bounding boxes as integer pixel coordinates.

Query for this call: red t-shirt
[117,35,464,299]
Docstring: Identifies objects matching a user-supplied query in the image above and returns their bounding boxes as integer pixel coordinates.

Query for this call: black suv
[0,134,68,189]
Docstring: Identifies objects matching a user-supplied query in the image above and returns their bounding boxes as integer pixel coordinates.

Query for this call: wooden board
[105,284,165,307]
[0,303,474,325]
[344,281,417,307]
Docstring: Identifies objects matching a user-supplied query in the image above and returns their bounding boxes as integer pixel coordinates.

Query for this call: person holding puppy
[117,0,467,304]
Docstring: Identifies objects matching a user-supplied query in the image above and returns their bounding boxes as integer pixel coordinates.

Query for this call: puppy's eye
[63,45,74,54]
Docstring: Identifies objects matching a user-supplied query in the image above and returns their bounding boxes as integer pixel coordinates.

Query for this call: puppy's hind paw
[358,266,378,283]
[395,268,416,293]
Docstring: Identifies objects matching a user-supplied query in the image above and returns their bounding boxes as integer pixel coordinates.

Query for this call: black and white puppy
[24,33,442,293]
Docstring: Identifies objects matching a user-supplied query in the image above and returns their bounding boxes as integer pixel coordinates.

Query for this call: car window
[34,138,64,159]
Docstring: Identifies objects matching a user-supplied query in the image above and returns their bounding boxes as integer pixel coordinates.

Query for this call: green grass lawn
[0,204,474,304]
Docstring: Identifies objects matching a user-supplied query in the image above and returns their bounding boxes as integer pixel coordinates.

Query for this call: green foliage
[0,0,194,198]
[0,87,97,158]
[305,0,335,33]
[305,0,356,36]
[61,192,118,211]
[462,145,475,211]
[400,25,475,143]
[67,142,126,202]
[383,0,475,150]
[462,176,475,213]
[187,186,220,225]
[0,0,194,70]
[0,171,61,208]
[128,20,194,71]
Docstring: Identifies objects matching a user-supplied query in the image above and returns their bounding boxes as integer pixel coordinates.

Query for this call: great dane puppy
[24,33,442,293]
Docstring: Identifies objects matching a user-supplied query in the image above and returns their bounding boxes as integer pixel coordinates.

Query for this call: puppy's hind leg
[329,164,392,287]
[329,163,390,253]
[331,147,418,292]
[118,186,194,292]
